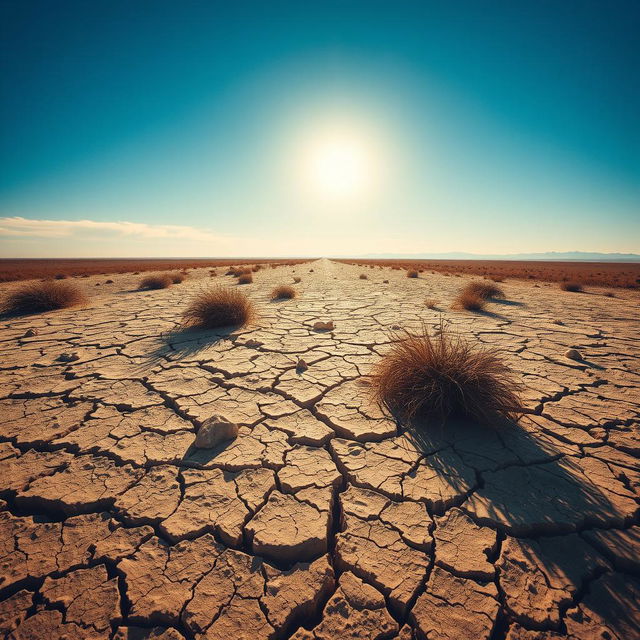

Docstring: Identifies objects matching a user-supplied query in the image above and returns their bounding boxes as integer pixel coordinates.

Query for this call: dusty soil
[0,258,638,639]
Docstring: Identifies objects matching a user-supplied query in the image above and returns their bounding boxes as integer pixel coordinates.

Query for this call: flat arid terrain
[0,258,638,639]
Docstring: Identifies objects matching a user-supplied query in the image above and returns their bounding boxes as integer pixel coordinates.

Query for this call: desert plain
[0,258,638,640]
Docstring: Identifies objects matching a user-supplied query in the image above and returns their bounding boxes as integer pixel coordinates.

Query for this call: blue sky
[1,0,639,257]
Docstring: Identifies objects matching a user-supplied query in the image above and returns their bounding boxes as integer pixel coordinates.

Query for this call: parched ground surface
[0,258,638,640]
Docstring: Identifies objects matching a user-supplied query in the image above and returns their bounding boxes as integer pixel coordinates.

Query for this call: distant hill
[355,251,640,262]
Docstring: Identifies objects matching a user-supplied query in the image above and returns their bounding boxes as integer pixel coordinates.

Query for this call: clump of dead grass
[424,298,438,309]
[560,282,583,292]
[182,287,255,329]
[139,274,173,290]
[407,270,419,278]
[170,272,187,284]
[463,281,504,299]
[271,285,297,300]
[371,323,522,427]
[453,290,485,311]
[238,273,253,284]
[2,280,87,315]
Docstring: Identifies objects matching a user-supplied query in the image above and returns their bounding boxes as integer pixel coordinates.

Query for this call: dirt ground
[0,258,638,639]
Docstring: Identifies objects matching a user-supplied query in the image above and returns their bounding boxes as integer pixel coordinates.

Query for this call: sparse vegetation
[407,270,419,278]
[332,259,639,289]
[170,272,187,284]
[271,285,297,300]
[560,282,583,292]
[139,274,173,290]
[2,280,86,314]
[238,273,253,284]
[424,298,438,309]
[182,287,255,329]
[454,290,485,311]
[371,323,522,427]
[0,258,309,283]
[462,281,504,299]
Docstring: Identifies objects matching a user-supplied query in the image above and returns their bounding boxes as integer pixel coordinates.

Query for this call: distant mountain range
[354,251,640,262]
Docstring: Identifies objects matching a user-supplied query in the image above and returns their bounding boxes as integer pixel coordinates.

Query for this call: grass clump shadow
[560,282,583,292]
[2,280,87,315]
[182,286,255,329]
[371,321,522,430]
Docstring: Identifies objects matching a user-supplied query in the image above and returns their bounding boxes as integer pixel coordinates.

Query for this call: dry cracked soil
[0,258,638,640]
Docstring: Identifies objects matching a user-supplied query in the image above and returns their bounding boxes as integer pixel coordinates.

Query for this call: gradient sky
[1,0,639,257]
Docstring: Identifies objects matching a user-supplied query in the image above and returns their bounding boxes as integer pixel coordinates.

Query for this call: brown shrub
[560,282,583,292]
[139,274,172,290]
[238,273,253,284]
[407,270,419,278]
[2,280,86,314]
[170,272,186,284]
[463,281,504,299]
[271,285,297,300]
[371,323,522,427]
[182,287,255,329]
[454,290,485,311]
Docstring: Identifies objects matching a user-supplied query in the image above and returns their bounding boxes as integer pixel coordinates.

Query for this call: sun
[300,126,380,204]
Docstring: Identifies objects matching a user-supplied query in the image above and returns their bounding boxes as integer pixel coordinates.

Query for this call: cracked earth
[0,258,638,639]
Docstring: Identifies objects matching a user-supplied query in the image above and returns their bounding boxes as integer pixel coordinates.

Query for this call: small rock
[296,358,308,372]
[105,279,114,284]
[313,321,334,331]
[391,324,401,330]
[57,352,80,363]
[244,339,264,348]
[565,349,582,361]
[194,415,238,448]
[22,329,37,338]
[383,279,389,283]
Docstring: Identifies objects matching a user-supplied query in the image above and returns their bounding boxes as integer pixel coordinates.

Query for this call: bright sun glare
[299,125,381,205]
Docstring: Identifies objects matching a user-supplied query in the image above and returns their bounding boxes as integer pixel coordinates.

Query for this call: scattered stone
[565,348,582,360]
[296,357,308,372]
[194,414,238,448]
[21,328,37,338]
[57,351,80,362]
[312,320,334,331]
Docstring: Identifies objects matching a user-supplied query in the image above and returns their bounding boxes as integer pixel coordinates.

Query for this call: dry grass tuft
[371,323,522,427]
[424,298,438,309]
[2,280,86,315]
[407,270,419,278]
[560,282,583,292]
[453,290,485,311]
[139,274,173,290]
[463,281,504,299]
[182,287,255,329]
[237,273,253,284]
[170,272,187,284]
[271,285,297,300]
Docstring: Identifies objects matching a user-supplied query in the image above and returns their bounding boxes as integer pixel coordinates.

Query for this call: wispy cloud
[0,216,222,240]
